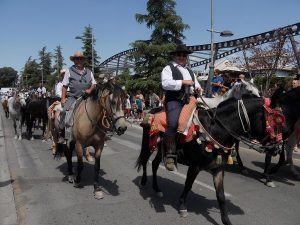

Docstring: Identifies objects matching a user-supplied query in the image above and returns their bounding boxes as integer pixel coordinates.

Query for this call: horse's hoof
[30,137,34,141]
[42,139,47,143]
[156,191,163,198]
[74,182,83,188]
[18,136,22,141]
[241,168,249,175]
[266,181,276,188]
[94,190,104,200]
[68,175,74,183]
[179,209,188,218]
[14,135,18,139]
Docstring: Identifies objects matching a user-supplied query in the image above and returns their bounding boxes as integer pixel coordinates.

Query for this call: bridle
[198,95,284,154]
[85,86,125,135]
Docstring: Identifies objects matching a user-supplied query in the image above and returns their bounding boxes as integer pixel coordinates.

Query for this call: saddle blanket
[145,96,199,151]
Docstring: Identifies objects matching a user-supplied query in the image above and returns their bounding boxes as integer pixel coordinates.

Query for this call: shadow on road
[224,162,299,186]
[0,179,14,187]
[132,176,244,225]
[55,162,120,196]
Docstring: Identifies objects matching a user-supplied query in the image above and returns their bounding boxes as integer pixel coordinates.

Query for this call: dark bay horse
[235,86,300,183]
[2,98,9,118]
[25,96,60,140]
[55,83,127,198]
[136,84,282,225]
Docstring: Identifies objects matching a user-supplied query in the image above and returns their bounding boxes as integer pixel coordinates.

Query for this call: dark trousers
[165,100,184,136]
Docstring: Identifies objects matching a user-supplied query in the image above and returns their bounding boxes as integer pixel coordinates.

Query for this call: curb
[0,113,18,225]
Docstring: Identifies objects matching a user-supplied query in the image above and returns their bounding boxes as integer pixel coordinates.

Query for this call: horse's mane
[224,81,260,100]
[198,81,260,108]
[91,83,125,101]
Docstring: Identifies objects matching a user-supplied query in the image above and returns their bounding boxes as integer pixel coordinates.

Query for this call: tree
[234,33,295,92]
[22,57,40,88]
[39,46,52,84]
[129,0,189,93]
[0,67,18,88]
[80,25,100,73]
[53,45,64,76]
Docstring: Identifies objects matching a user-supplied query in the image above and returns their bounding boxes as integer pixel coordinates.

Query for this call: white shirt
[62,68,97,86]
[55,82,63,97]
[161,62,201,91]
[37,87,47,94]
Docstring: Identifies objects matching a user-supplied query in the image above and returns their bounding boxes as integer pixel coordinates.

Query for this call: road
[0,108,300,225]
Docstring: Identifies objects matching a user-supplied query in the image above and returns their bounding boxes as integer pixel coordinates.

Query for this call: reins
[197,96,282,153]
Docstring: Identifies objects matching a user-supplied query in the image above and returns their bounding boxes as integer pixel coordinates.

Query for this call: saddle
[141,96,200,152]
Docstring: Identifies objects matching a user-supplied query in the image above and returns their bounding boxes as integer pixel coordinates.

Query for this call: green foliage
[129,0,189,93]
[39,46,53,84]
[253,74,293,90]
[22,57,40,88]
[53,45,65,77]
[0,67,18,88]
[81,25,100,73]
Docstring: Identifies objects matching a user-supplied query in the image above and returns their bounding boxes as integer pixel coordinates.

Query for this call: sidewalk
[0,115,18,225]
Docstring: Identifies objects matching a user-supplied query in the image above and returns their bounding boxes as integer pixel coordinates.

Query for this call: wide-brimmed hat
[70,51,85,61]
[170,44,193,55]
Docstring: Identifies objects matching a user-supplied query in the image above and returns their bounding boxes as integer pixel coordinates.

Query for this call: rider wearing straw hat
[161,44,202,171]
[59,51,97,137]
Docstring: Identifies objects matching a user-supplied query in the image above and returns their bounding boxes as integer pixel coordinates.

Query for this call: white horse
[8,92,26,140]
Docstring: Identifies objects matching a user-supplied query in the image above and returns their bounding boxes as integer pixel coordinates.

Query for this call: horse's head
[215,85,283,155]
[97,83,127,135]
[15,92,26,108]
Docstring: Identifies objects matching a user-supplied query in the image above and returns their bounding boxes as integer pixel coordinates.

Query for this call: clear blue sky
[0,0,299,74]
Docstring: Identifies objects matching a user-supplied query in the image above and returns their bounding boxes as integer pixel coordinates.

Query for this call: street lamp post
[75,35,94,74]
[205,0,233,97]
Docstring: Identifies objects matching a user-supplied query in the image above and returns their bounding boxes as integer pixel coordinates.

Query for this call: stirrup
[164,154,177,171]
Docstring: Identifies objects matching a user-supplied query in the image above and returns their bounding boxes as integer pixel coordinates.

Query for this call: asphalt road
[1,108,300,225]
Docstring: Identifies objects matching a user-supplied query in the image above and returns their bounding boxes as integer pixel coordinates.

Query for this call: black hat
[170,44,193,55]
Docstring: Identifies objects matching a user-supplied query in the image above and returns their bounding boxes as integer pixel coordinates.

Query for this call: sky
[0,0,299,74]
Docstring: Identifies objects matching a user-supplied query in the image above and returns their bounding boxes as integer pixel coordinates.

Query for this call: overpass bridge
[99,22,300,75]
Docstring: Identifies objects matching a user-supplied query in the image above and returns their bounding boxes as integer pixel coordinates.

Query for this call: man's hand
[182,80,194,86]
[84,89,92,95]
[195,87,203,94]
[61,98,66,107]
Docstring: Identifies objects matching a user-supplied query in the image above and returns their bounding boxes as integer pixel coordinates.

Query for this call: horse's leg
[285,137,300,179]
[263,153,276,187]
[179,165,200,218]
[270,144,286,174]
[18,118,22,140]
[13,119,18,139]
[211,167,233,225]
[235,141,248,174]
[74,142,84,188]
[152,147,163,197]
[64,142,74,183]
[93,142,104,199]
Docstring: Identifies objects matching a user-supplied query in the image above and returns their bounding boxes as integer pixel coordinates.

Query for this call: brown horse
[2,99,9,118]
[53,83,127,198]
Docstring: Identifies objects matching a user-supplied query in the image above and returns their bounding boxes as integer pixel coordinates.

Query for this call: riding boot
[163,135,177,171]
[58,111,66,143]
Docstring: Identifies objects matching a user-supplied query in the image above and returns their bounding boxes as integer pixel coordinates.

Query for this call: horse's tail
[135,125,152,172]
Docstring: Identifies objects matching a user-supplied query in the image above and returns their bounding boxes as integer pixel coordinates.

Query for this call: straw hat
[170,44,193,55]
[70,51,85,61]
